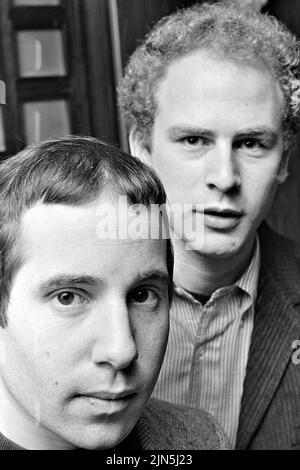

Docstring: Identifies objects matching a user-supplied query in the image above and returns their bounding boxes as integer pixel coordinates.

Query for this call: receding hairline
[12,192,170,281]
[149,48,285,147]
[153,46,286,99]
[0,135,173,327]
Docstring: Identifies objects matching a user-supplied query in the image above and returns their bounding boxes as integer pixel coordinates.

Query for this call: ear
[276,152,290,184]
[129,128,152,167]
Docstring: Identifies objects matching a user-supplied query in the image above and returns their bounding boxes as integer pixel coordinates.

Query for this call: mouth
[81,390,138,401]
[200,207,244,230]
[72,390,138,415]
[203,208,243,218]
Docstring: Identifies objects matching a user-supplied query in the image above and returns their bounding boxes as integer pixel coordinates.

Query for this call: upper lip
[79,390,137,400]
[203,207,243,217]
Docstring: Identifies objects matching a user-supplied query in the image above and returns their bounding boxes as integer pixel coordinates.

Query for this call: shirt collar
[235,235,260,304]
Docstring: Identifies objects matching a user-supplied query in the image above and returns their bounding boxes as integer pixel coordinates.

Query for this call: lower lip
[203,213,242,230]
[74,395,135,415]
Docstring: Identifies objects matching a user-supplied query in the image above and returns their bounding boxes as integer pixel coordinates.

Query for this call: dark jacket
[236,223,300,449]
[0,398,229,450]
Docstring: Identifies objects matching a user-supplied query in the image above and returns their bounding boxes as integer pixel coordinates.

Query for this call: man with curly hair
[119,2,300,449]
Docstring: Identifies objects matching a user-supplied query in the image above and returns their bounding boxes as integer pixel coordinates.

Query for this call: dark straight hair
[0,135,173,327]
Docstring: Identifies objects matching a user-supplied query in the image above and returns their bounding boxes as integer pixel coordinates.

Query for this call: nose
[91,298,138,370]
[205,141,241,193]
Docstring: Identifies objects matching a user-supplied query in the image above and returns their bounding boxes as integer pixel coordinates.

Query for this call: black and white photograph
[0,0,299,454]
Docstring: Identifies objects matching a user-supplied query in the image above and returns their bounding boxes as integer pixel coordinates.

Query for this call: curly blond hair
[119,2,300,152]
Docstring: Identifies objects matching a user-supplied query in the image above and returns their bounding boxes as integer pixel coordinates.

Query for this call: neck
[173,237,256,296]
[0,374,74,450]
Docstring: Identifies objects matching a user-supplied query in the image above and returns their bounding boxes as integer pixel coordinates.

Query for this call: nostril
[229,181,241,194]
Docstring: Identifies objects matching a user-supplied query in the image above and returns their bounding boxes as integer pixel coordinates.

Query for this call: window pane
[0,107,6,152]
[23,100,71,144]
[14,0,60,5]
[17,30,66,78]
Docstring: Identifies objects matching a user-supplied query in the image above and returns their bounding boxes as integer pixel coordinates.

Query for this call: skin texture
[224,0,268,11]
[130,50,287,291]
[0,197,169,450]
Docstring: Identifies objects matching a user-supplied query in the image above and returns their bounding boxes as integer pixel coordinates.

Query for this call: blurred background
[0,0,299,241]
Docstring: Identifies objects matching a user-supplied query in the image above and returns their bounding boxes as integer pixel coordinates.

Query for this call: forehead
[19,198,168,284]
[155,49,284,129]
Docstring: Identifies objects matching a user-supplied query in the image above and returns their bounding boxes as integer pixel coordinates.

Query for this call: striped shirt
[153,238,260,447]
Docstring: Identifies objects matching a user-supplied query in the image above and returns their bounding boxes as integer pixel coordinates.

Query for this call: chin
[64,424,131,450]
[188,234,246,258]
[198,246,240,259]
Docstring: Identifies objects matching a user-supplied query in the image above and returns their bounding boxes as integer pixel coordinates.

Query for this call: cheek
[4,309,72,393]
[137,315,169,370]
[0,327,58,422]
[242,159,279,197]
[4,329,55,387]
[157,166,197,205]
[152,141,183,180]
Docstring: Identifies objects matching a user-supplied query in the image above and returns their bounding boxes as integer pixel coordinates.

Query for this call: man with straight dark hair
[0,135,229,450]
[119,2,300,449]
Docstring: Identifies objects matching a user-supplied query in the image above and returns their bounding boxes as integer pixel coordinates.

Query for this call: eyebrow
[37,271,171,295]
[168,126,215,139]
[134,270,171,289]
[38,275,99,295]
[233,128,278,142]
[168,125,279,141]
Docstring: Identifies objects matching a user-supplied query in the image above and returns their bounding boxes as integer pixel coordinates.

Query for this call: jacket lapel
[236,224,300,449]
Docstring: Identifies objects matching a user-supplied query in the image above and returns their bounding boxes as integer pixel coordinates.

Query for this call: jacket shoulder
[260,223,300,258]
[259,223,300,277]
[257,223,300,311]
[140,398,230,450]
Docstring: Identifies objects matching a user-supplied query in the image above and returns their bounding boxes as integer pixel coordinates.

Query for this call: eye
[185,136,201,145]
[181,136,210,147]
[242,139,261,149]
[128,288,159,308]
[54,291,88,307]
[236,138,267,156]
